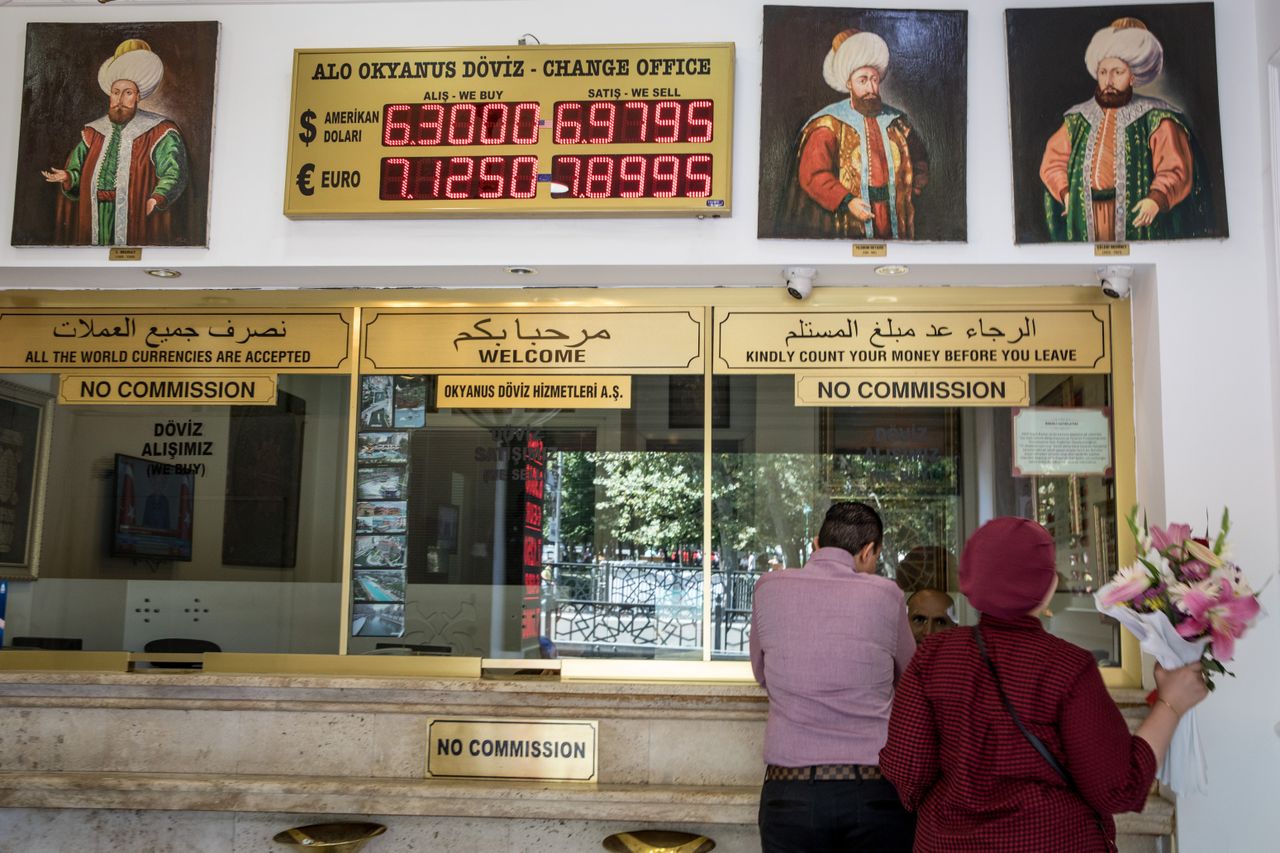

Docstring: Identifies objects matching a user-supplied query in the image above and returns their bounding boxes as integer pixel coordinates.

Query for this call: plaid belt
[765,763,883,781]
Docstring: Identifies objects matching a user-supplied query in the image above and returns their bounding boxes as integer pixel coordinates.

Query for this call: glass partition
[711,373,1118,663]
[1,373,349,654]
[0,290,1133,678]
[347,374,706,660]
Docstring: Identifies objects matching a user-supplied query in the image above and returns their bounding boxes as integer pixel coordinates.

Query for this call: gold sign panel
[59,374,278,405]
[363,309,703,374]
[795,373,1029,407]
[717,309,1109,374]
[439,375,631,408]
[286,43,733,218]
[0,311,352,372]
[426,717,597,781]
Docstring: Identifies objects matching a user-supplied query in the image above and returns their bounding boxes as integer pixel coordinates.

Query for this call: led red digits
[379,155,540,200]
[551,99,714,144]
[651,155,678,197]
[553,102,583,144]
[653,101,680,142]
[446,103,477,146]
[549,154,713,199]
[587,102,617,143]
[381,102,540,146]
[444,158,474,198]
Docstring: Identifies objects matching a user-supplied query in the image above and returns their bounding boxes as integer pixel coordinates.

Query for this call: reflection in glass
[711,374,1119,665]
[4,373,349,654]
[347,375,706,660]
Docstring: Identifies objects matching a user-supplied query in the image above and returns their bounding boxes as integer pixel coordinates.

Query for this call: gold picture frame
[0,379,54,580]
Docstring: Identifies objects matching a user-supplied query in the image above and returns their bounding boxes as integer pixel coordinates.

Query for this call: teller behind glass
[881,516,1208,852]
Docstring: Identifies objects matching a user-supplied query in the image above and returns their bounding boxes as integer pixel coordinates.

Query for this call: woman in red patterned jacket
[880,516,1208,852]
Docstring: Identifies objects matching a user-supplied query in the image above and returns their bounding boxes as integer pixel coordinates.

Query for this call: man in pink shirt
[750,501,916,852]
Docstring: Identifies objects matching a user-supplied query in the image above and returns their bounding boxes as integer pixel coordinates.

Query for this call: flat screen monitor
[111,453,195,561]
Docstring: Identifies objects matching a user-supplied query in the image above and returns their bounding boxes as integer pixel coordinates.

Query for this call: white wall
[0,0,1277,848]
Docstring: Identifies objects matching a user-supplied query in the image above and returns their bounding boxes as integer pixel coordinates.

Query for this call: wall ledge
[0,770,1173,836]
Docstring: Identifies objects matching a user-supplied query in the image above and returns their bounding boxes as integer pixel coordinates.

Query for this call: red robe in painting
[54,111,185,246]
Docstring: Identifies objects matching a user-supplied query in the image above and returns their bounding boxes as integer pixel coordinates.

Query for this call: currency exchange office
[0,2,1276,852]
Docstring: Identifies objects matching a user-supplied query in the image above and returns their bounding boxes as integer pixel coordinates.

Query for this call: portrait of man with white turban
[12,22,219,247]
[1007,5,1226,243]
[759,7,968,242]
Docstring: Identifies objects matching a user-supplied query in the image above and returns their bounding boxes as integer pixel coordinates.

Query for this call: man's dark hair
[817,501,883,557]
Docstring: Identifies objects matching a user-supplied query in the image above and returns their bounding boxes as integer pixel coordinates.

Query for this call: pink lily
[1183,539,1224,569]
[1150,523,1193,558]
[1179,560,1213,581]
[1098,564,1158,608]
[1175,577,1261,662]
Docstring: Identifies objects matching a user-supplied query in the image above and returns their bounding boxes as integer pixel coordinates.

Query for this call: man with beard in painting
[41,38,189,246]
[779,27,929,240]
[1039,17,1212,242]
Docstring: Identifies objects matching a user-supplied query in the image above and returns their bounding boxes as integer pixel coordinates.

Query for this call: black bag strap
[975,625,1116,853]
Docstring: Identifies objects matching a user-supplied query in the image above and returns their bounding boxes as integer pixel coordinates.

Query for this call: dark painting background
[12,21,219,247]
[1006,3,1228,243]
[758,5,968,242]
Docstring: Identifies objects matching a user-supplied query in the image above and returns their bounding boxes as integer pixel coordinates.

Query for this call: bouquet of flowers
[1094,507,1263,794]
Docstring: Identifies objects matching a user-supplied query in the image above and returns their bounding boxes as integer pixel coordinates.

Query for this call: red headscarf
[958,517,1057,618]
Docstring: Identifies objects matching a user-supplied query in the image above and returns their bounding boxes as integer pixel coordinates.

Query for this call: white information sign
[1012,407,1113,477]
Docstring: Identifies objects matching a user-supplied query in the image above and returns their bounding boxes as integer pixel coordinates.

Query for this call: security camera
[784,266,817,300]
[1097,265,1133,299]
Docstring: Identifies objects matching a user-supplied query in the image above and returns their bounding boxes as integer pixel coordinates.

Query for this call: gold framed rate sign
[285,43,734,217]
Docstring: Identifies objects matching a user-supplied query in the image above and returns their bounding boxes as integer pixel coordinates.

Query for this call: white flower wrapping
[1093,598,1209,795]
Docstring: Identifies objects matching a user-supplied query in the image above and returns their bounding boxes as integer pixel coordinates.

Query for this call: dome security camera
[1097,265,1133,299]
[784,266,817,300]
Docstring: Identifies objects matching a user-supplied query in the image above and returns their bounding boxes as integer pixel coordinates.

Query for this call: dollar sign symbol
[298,109,317,146]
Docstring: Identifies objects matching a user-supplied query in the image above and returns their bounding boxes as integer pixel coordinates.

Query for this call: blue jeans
[758,777,916,852]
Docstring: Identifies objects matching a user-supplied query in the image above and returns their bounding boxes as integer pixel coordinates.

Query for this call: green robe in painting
[1044,95,1215,242]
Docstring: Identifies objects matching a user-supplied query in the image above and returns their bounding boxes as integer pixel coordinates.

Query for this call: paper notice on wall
[1012,407,1113,477]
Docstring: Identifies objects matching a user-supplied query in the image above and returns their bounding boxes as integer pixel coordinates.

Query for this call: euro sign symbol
[298,109,317,146]
[296,163,315,196]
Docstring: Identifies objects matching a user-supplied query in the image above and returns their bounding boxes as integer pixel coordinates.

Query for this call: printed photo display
[394,376,428,428]
[359,375,394,428]
[356,466,407,500]
[353,569,407,604]
[354,534,407,569]
[357,431,411,465]
[352,602,405,637]
[355,501,408,534]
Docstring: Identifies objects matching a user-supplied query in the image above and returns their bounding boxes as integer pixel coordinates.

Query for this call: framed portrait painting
[0,381,54,580]
[1007,4,1228,243]
[758,5,968,242]
[12,21,220,247]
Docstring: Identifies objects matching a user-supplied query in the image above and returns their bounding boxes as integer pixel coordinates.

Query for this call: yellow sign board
[426,717,597,781]
[59,374,278,405]
[0,311,352,372]
[717,309,1109,374]
[439,375,630,408]
[286,43,733,217]
[363,309,703,374]
[795,373,1029,407]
